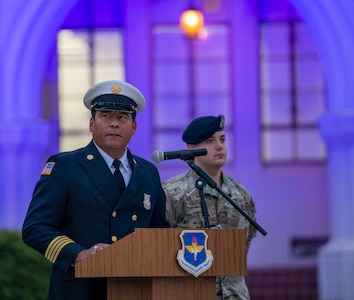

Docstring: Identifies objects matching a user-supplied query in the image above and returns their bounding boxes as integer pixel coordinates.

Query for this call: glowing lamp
[180,9,204,38]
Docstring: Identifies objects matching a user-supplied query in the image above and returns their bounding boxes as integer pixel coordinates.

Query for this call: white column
[317,111,354,300]
[0,121,51,229]
[0,0,78,230]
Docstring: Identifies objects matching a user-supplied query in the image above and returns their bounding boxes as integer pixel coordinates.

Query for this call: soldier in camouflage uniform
[163,115,256,300]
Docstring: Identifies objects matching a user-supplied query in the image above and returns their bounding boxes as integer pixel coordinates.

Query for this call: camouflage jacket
[163,169,257,300]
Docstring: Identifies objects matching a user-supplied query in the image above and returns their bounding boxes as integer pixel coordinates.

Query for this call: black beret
[182,115,225,144]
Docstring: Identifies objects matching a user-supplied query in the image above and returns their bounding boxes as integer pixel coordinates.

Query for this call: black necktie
[113,160,126,192]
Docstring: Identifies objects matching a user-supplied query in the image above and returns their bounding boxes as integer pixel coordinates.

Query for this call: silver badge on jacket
[143,193,151,210]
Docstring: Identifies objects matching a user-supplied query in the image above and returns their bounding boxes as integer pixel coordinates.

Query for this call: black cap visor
[91,94,137,113]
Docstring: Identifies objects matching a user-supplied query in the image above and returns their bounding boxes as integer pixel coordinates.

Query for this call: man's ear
[89,117,94,132]
[132,120,137,133]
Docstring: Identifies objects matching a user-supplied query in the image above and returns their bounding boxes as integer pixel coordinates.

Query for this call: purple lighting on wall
[0,0,79,229]
[288,0,354,111]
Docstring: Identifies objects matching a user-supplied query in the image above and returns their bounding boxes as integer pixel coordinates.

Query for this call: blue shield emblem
[177,230,213,277]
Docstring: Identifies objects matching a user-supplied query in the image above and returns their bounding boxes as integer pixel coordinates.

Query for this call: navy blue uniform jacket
[22,140,169,300]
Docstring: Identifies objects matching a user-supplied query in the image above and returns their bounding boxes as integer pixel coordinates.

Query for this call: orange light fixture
[180,9,204,38]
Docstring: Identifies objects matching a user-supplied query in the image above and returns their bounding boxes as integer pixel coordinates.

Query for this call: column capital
[318,110,354,146]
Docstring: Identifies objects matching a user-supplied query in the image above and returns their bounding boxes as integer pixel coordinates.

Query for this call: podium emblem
[177,230,213,277]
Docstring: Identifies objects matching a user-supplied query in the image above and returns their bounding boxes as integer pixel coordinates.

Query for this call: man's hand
[74,243,110,264]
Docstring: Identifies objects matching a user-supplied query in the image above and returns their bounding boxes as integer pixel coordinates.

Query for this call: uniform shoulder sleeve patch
[41,162,56,175]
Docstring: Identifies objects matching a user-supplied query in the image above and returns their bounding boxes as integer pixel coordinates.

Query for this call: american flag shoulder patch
[41,162,56,175]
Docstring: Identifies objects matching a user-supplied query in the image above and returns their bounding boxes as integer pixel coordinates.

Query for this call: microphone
[152,148,207,163]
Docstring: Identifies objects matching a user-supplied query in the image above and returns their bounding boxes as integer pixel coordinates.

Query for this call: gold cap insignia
[111,84,121,94]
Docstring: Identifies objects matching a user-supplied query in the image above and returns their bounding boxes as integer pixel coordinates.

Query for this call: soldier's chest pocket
[183,198,204,226]
[185,197,201,209]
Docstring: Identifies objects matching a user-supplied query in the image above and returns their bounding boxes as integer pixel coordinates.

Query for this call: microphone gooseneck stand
[185,159,268,236]
[195,177,211,228]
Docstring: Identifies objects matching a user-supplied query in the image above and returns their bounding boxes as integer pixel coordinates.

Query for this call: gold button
[112,211,117,217]
[132,214,138,221]
[111,236,117,242]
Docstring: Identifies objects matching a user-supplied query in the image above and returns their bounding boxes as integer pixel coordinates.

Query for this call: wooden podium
[75,228,247,300]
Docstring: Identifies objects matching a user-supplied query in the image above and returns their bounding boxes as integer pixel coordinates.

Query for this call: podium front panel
[108,277,216,300]
[76,228,247,278]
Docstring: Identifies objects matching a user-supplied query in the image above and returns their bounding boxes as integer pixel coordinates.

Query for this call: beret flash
[182,115,225,144]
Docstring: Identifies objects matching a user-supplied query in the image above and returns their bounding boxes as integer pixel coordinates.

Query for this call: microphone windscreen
[152,150,164,163]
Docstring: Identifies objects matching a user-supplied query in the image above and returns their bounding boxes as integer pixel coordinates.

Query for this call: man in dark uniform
[22,80,170,300]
